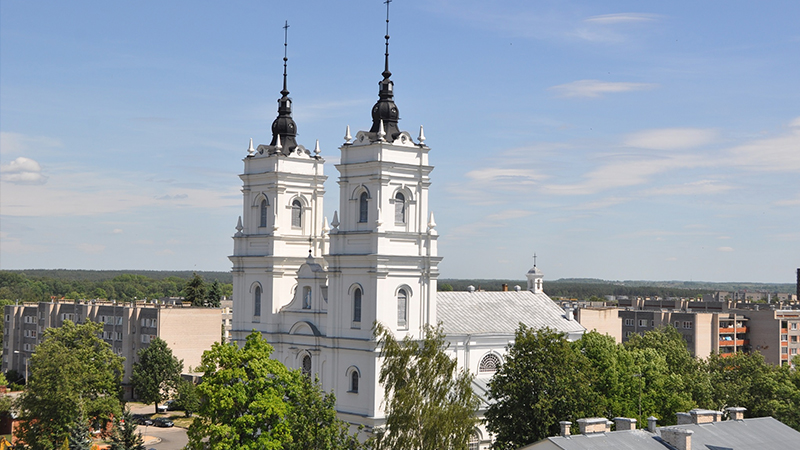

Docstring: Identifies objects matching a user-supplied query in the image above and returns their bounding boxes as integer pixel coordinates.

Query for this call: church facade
[229,22,584,446]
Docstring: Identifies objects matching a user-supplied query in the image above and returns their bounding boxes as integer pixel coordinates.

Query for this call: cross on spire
[533,253,537,267]
[282,20,290,96]
[383,0,392,79]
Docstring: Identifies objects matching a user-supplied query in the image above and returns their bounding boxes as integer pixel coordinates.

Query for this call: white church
[228,16,585,448]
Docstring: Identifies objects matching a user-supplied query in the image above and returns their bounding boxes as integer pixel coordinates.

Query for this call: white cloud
[646,180,733,196]
[465,168,547,186]
[724,124,800,172]
[0,156,49,185]
[112,228,124,234]
[717,247,734,252]
[624,128,718,150]
[77,243,105,254]
[447,209,533,239]
[774,195,800,206]
[584,13,660,25]
[550,80,658,98]
[0,132,61,156]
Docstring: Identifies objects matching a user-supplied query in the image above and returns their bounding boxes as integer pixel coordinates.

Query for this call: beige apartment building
[3,301,221,394]
[577,301,798,365]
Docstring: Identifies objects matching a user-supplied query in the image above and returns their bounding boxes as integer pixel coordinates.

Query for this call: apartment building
[2,301,221,392]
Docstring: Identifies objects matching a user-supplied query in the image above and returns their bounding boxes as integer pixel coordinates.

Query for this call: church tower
[229,24,327,344]
[325,8,440,344]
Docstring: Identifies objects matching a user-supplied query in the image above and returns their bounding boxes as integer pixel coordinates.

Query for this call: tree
[184,272,207,307]
[174,379,201,417]
[186,332,297,449]
[206,280,223,307]
[284,375,364,450]
[130,337,183,414]
[187,332,365,450]
[372,322,478,450]
[15,320,124,450]
[109,407,145,450]
[485,325,602,449]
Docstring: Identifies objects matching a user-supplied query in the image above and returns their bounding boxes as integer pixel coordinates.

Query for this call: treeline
[439,279,714,300]
[486,326,800,448]
[4,269,232,283]
[0,271,232,303]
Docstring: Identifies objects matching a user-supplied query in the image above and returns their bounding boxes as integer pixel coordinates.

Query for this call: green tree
[372,322,478,450]
[109,407,145,450]
[130,337,183,414]
[284,375,364,450]
[174,379,201,417]
[66,418,92,450]
[184,273,207,307]
[15,320,124,450]
[206,280,223,307]
[186,332,296,449]
[485,325,602,449]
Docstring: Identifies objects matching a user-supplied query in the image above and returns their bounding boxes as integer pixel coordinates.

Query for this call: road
[128,403,189,450]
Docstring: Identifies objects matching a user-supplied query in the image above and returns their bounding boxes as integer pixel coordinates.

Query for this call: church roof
[437,290,585,336]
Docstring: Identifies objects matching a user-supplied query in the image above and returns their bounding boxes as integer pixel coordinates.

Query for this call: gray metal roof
[437,290,585,336]
[668,416,800,449]
[522,417,800,450]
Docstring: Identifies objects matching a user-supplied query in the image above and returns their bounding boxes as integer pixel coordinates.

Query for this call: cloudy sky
[1,1,798,283]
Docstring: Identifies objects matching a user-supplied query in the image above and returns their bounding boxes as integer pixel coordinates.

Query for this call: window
[479,354,501,374]
[624,318,634,326]
[782,347,788,354]
[792,348,798,355]
[468,432,480,450]
[291,200,302,228]
[260,199,268,227]
[625,331,634,337]
[674,321,680,328]
[394,192,405,224]
[359,192,368,223]
[792,336,798,343]
[4,315,8,322]
[638,319,648,327]
[683,321,693,329]
[650,320,655,327]
[302,355,312,377]
[781,334,788,342]
[254,286,262,317]
[792,322,798,330]
[302,287,311,310]
[350,370,359,393]
[353,288,362,324]
[397,289,408,328]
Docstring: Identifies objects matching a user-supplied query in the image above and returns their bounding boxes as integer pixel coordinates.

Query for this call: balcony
[719,339,748,347]
[718,327,747,334]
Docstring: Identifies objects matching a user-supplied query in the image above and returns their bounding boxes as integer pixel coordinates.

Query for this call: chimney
[661,427,693,450]
[559,421,571,437]
[726,406,746,421]
[676,412,692,425]
[647,416,658,433]
[502,284,508,292]
[680,409,721,424]
[614,417,637,431]
[577,418,608,434]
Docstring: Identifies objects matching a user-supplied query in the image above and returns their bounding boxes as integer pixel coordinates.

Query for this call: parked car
[156,404,168,413]
[133,415,153,426]
[165,400,177,411]
[153,418,174,428]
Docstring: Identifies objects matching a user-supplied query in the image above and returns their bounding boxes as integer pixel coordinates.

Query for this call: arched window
[301,355,312,377]
[259,199,268,227]
[302,286,311,309]
[358,192,368,223]
[350,370,359,393]
[353,288,362,323]
[397,289,408,328]
[479,353,501,374]
[394,192,405,224]
[291,200,303,228]
[254,286,262,317]
[468,431,480,450]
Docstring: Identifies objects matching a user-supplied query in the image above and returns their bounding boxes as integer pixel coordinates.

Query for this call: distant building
[2,301,220,397]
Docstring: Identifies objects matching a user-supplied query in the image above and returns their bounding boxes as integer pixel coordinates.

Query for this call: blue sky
[1,1,798,283]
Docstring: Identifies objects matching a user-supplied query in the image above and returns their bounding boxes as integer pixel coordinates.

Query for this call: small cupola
[526,254,544,294]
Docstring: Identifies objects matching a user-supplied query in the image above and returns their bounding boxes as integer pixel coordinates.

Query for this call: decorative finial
[383,0,392,80]
[275,134,283,153]
[247,138,255,156]
[322,216,330,235]
[344,125,352,144]
[235,216,244,236]
[282,20,290,97]
[331,211,340,230]
[418,125,426,144]
[428,211,437,229]
[378,120,386,142]
[314,139,321,156]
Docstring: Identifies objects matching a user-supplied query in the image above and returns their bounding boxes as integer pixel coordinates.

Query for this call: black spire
[270,20,298,155]
[369,0,401,139]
